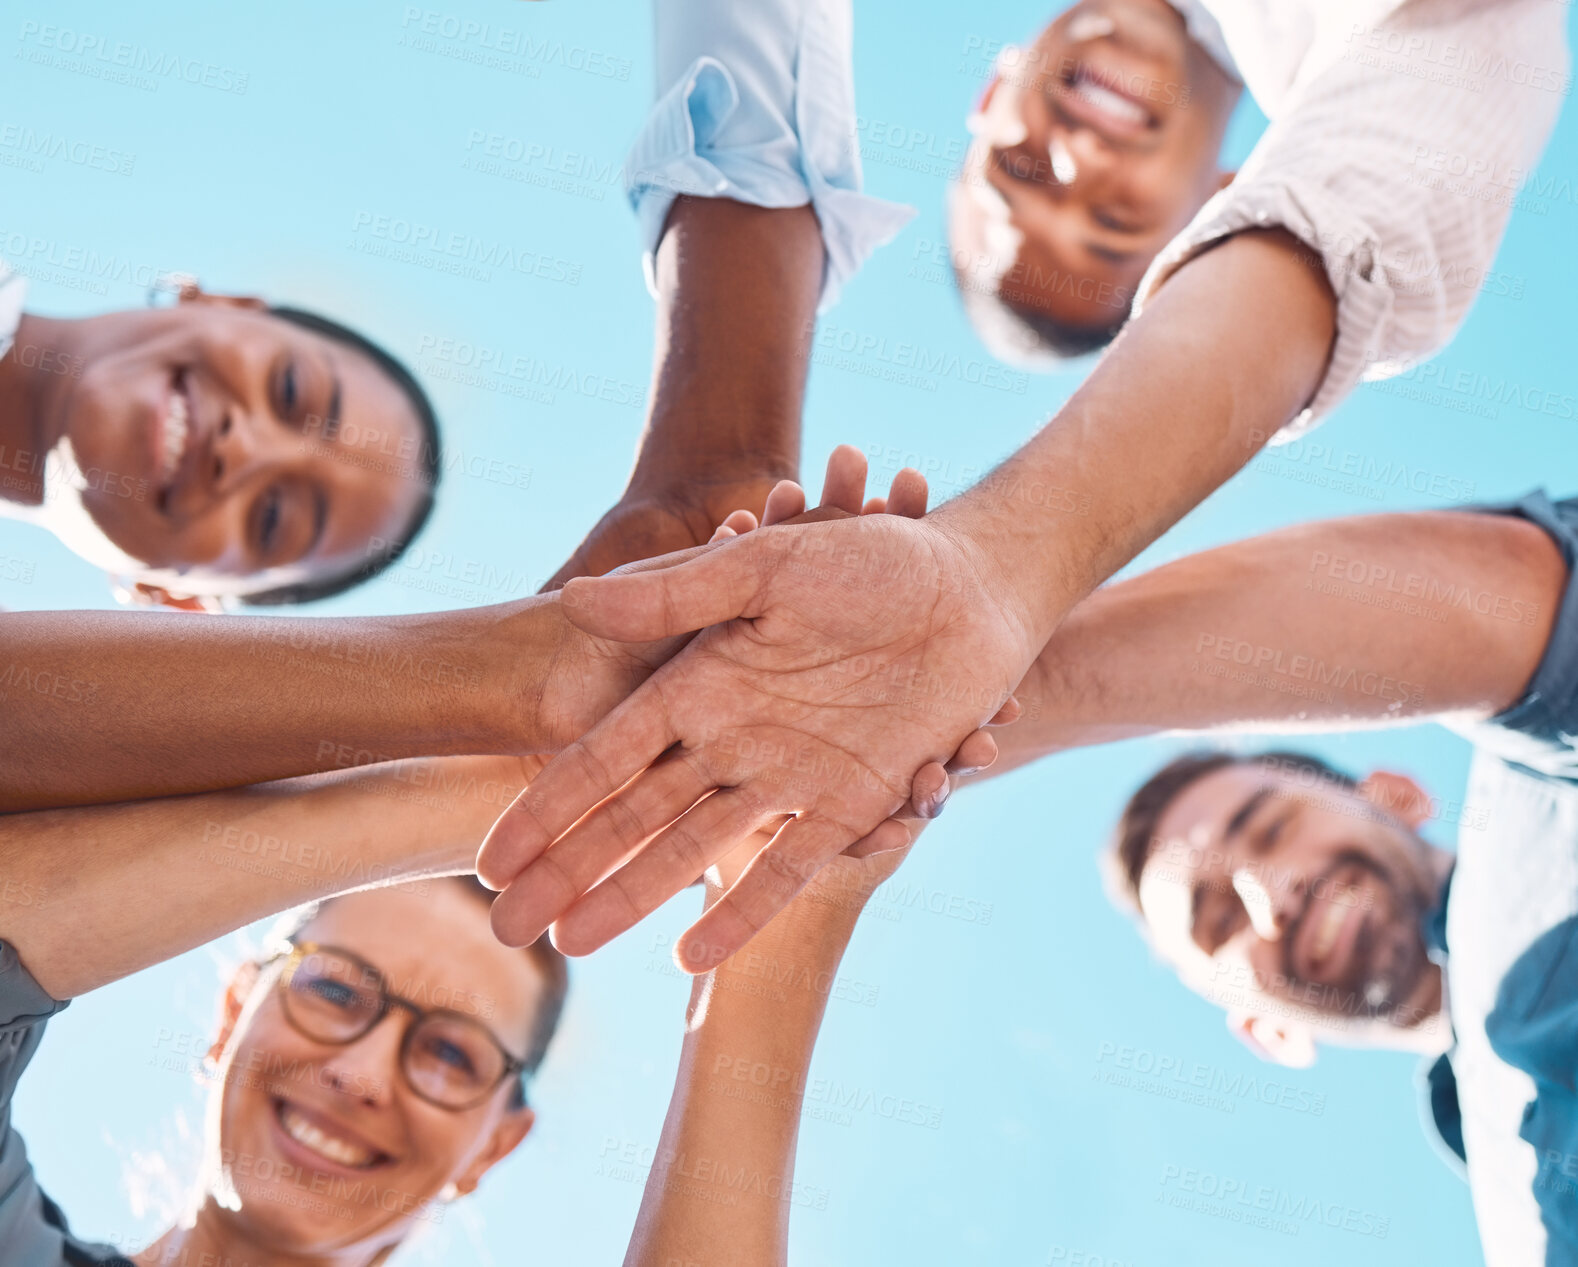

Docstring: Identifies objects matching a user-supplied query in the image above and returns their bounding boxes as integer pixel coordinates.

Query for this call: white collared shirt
[625,0,914,309]
[1140,0,1569,435]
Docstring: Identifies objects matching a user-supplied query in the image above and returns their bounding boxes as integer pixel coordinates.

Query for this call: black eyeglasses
[264,941,527,1112]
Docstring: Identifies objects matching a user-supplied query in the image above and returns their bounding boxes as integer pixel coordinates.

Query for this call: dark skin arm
[543,196,824,587]
[0,199,826,813]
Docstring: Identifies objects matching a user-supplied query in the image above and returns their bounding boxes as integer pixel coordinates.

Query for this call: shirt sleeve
[1482,492,1578,753]
[0,942,86,1266]
[1440,491,1578,783]
[1132,0,1568,439]
[625,0,915,310]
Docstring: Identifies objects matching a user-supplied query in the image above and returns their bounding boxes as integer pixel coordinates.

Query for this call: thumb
[560,533,768,642]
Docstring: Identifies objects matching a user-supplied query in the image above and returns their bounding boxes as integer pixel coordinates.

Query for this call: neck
[135,1198,397,1267]
[0,312,74,506]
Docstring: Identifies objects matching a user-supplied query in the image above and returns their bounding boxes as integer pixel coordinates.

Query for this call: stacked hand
[479,446,1030,971]
[540,474,787,594]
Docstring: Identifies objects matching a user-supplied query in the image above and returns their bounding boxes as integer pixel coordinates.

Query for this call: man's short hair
[240,306,441,607]
[1109,750,1359,912]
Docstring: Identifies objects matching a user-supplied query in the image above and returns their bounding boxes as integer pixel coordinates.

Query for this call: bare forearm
[0,600,558,810]
[625,904,857,1267]
[630,197,822,497]
[0,754,534,998]
[541,198,824,591]
[984,511,1565,776]
[937,230,1337,641]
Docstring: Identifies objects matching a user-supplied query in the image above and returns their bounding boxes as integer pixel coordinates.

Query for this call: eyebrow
[1224,787,1273,842]
[328,374,343,434]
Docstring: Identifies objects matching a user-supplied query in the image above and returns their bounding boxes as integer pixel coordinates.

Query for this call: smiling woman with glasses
[0,764,570,1267]
[270,940,530,1112]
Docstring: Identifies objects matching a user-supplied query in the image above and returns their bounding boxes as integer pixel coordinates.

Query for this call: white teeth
[1068,14,1116,41]
[278,1103,378,1169]
[1072,73,1149,126]
[1310,899,1347,965]
[160,384,189,484]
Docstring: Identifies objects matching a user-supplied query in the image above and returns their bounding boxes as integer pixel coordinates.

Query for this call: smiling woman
[0,264,440,609]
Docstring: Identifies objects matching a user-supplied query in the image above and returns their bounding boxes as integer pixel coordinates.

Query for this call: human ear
[206,959,262,1066]
[179,286,267,311]
[1226,1010,1317,1068]
[451,1106,535,1198]
[1357,770,1433,829]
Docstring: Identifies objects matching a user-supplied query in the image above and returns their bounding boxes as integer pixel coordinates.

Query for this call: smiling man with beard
[949,0,1566,388]
[1116,751,1454,1055]
[920,486,1578,1263]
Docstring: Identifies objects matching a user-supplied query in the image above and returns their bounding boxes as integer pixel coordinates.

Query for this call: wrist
[701,899,858,995]
[924,510,1071,675]
[478,596,564,754]
[624,454,796,515]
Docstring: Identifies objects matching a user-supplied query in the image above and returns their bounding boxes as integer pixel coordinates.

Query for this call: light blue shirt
[625,0,913,309]
[1436,490,1578,1265]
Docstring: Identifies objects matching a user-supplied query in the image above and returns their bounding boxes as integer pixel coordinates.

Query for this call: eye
[276,361,299,419]
[257,485,282,551]
[305,978,360,1010]
[1093,208,1137,233]
[1258,808,1295,852]
[426,1035,479,1075]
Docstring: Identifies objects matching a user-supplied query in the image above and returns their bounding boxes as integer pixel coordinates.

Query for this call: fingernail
[674,940,728,974]
[927,782,952,818]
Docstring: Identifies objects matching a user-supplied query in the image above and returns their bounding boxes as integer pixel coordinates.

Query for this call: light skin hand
[477,446,1026,970]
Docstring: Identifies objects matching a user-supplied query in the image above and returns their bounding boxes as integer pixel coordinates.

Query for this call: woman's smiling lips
[269,1095,396,1174]
[154,367,196,509]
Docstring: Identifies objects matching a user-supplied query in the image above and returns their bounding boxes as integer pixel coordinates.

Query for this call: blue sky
[6,0,1577,1262]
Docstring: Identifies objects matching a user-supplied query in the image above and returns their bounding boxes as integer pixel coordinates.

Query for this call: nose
[317,1012,405,1108]
[206,404,290,493]
[1049,121,1118,191]
[1232,867,1298,942]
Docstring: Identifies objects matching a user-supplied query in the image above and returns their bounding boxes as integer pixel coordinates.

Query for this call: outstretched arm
[985,508,1566,774]
[0,753,540,1000]
[0,601,569,811]
[624,833,901,1267]
[0,538,735,813]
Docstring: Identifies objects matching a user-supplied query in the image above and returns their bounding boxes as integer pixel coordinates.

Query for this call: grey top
[0,942,131,1265]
